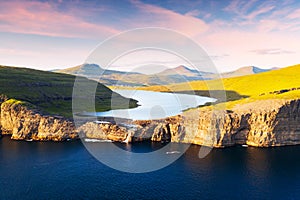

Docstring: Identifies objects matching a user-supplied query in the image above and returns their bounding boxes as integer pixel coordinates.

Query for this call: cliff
[79,99,300,147]
[0,98,78,141]
[1,96,300,147]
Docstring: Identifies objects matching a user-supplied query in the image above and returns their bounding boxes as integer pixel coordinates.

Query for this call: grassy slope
[0,65,138,118]
[139,64,300,109]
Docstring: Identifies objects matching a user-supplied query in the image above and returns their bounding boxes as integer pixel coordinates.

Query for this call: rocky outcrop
[1,96,300,147]
[78,99,300,147]
[0,99,78,141]
[178,99,300,147]
[78,122,128,142]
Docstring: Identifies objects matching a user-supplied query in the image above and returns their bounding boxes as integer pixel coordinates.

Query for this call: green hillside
[140,64,300,108]
[0,65,138,118]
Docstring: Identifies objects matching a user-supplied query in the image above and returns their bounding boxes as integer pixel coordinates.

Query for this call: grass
[138,64,300,109]
[0,65,138,118]
[1,98,37,110]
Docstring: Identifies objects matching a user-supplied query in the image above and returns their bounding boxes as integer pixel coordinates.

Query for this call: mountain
[158,65,209,77]
[55,64,144,86]
[58,64,140,76]
[58,64,104,76]
[55,64,213,86]
[55,64,276,87]
[157,65,273,79]
[219,66,271,78]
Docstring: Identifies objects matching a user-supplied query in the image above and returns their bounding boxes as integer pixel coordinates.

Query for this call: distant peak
[237,66,255,70]
[156,65,203,77]
[173,65,194,72]
[233,66,269,73]
[220,66,272,78]
[80,63,102,69]
[175,65,189,70]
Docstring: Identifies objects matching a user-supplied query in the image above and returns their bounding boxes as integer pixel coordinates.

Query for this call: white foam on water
[166,151,181,154]
[84,138,112,143]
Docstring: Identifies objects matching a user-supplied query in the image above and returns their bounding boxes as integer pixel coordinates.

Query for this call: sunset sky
[0,0,299,72]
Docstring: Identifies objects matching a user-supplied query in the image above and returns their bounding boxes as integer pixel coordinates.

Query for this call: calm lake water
[95,90,215,120]
[1,136,299,199]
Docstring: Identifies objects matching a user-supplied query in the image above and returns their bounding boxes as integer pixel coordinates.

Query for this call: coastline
[1,96,300,148]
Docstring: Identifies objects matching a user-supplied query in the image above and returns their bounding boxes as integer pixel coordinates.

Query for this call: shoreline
[1,96,300,148]
[2,134,300,150]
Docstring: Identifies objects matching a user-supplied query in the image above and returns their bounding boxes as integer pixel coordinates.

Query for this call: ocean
[0,136,299,199]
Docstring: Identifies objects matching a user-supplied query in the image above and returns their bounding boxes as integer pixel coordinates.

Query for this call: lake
[1,136,299,199]
[95,90,215,120]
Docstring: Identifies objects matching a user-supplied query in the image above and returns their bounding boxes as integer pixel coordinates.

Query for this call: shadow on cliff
[175,90,249,105]
[273,100,300,145]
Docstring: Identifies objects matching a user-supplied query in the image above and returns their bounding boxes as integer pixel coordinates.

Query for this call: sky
[0,0,299,72]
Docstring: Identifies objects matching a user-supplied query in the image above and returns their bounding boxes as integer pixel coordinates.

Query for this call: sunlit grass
[139,64,300,108]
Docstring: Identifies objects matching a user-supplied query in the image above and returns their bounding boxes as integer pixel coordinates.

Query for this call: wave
[93,120,111,124]
[84,138,112,143]
[166,151,181,154]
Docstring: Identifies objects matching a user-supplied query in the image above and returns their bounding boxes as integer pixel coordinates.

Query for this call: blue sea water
[0,136,299,200]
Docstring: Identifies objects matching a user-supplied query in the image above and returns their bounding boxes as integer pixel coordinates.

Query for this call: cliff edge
[0,98,78,141]
[1,96,300,147]
[79,98,300,147]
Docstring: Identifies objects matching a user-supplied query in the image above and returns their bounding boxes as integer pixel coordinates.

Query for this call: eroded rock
[78,99,300,147]
[0,99,78,141]
[1,97,300,147]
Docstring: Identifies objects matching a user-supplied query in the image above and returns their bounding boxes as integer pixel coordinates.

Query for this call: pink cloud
[224,0,275,21]
[287,9,300,19]
[256,19,300,33]
[128,0,209,37]
[223,0,258,15]
[194,26,300,71]
[244,5,275,20]
[0,0,119,38]
[185,9,201,17]
[250,48,295,55]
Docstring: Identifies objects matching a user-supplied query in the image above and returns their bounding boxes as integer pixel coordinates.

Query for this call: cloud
[0,48,38,56]
[224,0,275,20]
[0,0,300,71]
[221,0,300,34]
[223,0,259,15]
[209,54,230,60]
[245,4,275,20]
[0,0,212,39]
[0,0,119,38]
[128,0,209,37]
[287,9,300,19]
[250,48,295,55]
[185,9,201,17]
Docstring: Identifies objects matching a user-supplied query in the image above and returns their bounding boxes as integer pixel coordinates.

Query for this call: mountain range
[217,66,277,78]
[54,64,275,86]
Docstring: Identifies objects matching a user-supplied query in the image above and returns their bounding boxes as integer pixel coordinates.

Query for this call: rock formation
[0,99,78,141]
[78,99,300,147]
[1,96,300,147]
[78,122,128,142]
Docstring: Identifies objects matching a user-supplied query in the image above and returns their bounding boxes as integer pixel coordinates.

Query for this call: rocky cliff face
[78,122,128,142]
[78,99,300,147]
[1,97,300,147]
[0,99,78,141]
